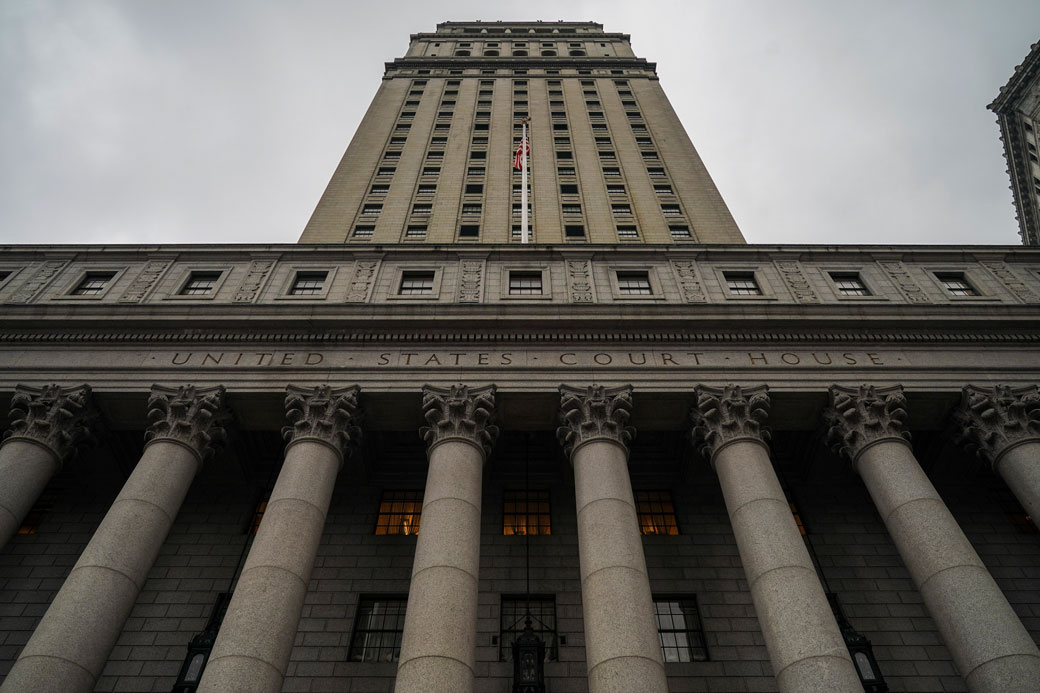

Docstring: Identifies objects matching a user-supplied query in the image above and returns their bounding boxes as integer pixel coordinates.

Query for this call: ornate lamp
[511,614,546,693]
[173,592,230,692]
[827,593,888,692]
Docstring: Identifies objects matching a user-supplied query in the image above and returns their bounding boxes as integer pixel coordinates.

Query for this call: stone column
[955,384,1040,531]
[0,384,98,549]
[1,385,226,693]
[395,384,498,693]
[557,384,668,693]
[199,385,361,693]
[691,385,861,693]
[827,384,1040,692]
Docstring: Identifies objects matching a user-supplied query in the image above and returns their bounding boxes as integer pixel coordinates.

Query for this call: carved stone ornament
[690,384,770,461]
[954,384,1040,466]
[144,385,228,461]
[3,384,99,462]
[420,384,499,456]
[825,384,911,462]
[557,384,635,457]
[283,384,362,459]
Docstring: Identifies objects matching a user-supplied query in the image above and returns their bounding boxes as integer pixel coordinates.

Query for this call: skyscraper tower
[300,21,744,244]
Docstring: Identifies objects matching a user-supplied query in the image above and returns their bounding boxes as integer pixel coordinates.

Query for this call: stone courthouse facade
[3,20,1040,693]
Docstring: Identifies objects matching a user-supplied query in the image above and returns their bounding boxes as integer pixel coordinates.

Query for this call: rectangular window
[669,225,691,239]
[375,489,422,534]
[179,271,221,296]
[830,273,871,296]
[654,184,673,195]
[503,489,551,533]
[635,490,679,534]
[353,225,374,239]
[936,272,978,296]
[405,225,427,239]
[560,184,579,195]
[348,597,408,663]
[470,151,487,160]
[564,225,585,238]
[383,151,401,160]
[603,167,621,178]
[500,596,557,661]
[362,203,383,215]
[71,271,116,296]
[411,204,432,216]
[377,167,395,177]
[607,184,626,195]
[465,183,484,194]
[555,151,572,160]
[661,204,682,216]
[459,224,480,238]
[422,167,440,177]
[289,271,328,296]
[417,185,436,195]
[426,151,444,161]
[389,137,406,145]
[557,167,576,177]
[471,137,489,145]
[724,272,762,296]
[654,597,708,662]
[462,204,482,215]
[611,204,632,216]
[507,272,543,297]
[616,271,652,296]
[398,271,435,296]
[562,204,582,215]
[467,167,485,177]
[617,225,639,239]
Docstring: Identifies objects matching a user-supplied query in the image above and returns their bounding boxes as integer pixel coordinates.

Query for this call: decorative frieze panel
[457,258,485,303]
[566,260,594,303]
[119,261,172,303]
[233,260,276,303]
[8,261,67,303]
[774,261,819,303]
[670,260,707,303]
[346,260,380,303]
[980,261,1038,303]
[877,261,931,304]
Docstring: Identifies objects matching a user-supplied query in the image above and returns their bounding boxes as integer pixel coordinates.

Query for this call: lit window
[399,271,435,296]
[830,273,870,296]
[503,489,551,534]
[249,492,270,535]
[508,272,543,296]
[349,597,408,663]
[179,271,221,296]
[936,273,978,296]
[289,271,327,296]
[724,272,761,296]
[500,596,557,661]
[17,498,51,535]
[375,490,422,534]
[654,597,708,662]
[635,490,678,534]
[71,272,116,296]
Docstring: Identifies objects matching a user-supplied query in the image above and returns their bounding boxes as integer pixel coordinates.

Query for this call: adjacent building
[2,20,1040,693]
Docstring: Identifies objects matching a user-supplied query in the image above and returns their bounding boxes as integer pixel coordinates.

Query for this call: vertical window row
[511,79,536,241]
[458,80,492,241]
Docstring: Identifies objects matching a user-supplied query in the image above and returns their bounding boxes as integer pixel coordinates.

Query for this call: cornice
[989,41,1040,112]
[384,57,656,75]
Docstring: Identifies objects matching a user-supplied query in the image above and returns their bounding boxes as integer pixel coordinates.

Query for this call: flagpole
[521,117,530,244]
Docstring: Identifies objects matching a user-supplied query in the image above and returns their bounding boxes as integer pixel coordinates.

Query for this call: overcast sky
[2,0,1038,246]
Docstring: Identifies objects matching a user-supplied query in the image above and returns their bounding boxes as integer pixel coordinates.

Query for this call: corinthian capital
[145,385,228,461]
[283,384,362,459]
[557,384,635,457]
[954,384,1040,466]
[3,384,98,462]
[690,384,770,461]
[825,384,911,462]
[420,384,499,456]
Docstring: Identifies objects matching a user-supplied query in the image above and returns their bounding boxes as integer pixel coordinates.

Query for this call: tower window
[361,204,383,215]
[669,225,692,239]
[398,271,435,296]
[635,490,679,534]
[653,597,708,662]
[830,273,871,296]
[560,184,579,195]
[564,225,586,238]
[71,272,116,296]
[353,225,374,239]
[461,204,482,215]
[724,272,761,296]
[935,272,978,296]
[179,272,222,296]
[348,597,408,663]
[411,204,432,216]
[422,167,440,177]
[562,204,582,215]
[616,271,653,296]
[289,271,328,296]
[417,185,436,195]
[508,271,543,296]
[607,184,626,195]
[611,204,632,216]
[459,224,480,238]
[465,183,484,194]
[405,225,427,239]
[500,596,557,662]
[654,184,673,195]
[603,167,621,178]
[370,184,390,195]
[617,225,639,239]
[660,204,682,216]
[503,489,551,533]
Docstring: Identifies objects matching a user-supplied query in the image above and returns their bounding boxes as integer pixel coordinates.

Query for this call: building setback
[2,20,1040,693]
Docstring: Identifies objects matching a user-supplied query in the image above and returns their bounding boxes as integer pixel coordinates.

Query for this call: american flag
[513,136,529,170]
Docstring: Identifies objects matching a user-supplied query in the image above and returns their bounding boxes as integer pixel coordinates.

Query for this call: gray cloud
[1,0,1037,245]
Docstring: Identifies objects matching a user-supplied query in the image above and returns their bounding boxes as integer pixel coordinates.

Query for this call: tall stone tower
[991,40,1040,246]
[299,20,744,244]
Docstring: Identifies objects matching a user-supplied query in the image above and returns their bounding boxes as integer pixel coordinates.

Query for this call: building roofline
[989,41,1040,112]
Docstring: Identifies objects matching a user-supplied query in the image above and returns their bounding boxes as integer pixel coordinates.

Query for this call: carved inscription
[457,259,484,303]
[119,261,171,302]
[9,261,67,303]
[233,260,275,303]
[346,261,379,302]
[774,260,819,303]
[981,261,1038,303]
[670,260,707,303]
[877,261,930,303]
[566,260,593,303]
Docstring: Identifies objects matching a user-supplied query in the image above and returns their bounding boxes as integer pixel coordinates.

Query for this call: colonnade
[1,381,1039,693]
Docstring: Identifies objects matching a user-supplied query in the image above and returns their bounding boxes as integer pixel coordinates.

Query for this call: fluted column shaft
[693,385,861,693]
[1,385,225,693]
[200,385,361,693]
[558,384,667,693]
[395,384,498,693]
[830,385,1040,692]
[0,384,96,549]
